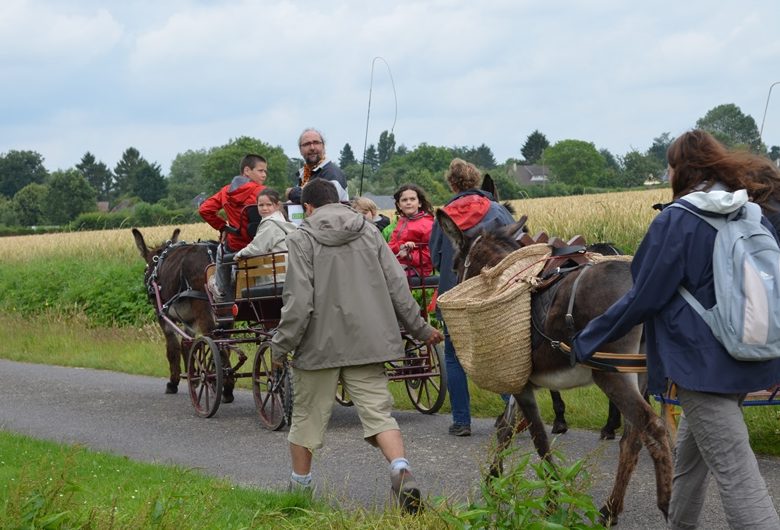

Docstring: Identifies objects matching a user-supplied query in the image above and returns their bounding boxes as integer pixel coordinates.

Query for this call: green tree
[13,183,49,226]
[113,147,144,198]
[133,161,167,204]
[0,150,48,198]
[46,169,97,224]
[377,131,396,166]
[769,146,780,162]
[647,132,672,166]
[459,144,497,169]
[201,136,289,193]
[363,144,379,171]
[76,152,113,202]
[542,140,605,186]
[621,150,664,187]
[168,149,209,205]
[521,130,550,164]
[696,104,762,151]
[339,143,358,168]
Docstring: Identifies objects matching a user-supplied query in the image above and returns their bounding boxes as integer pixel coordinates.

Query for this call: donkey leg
[515,386,551,461]
[594,372,672,524]
[600,400,622,440]
[489,397,517,477]
[549,390,569,434]
[161,321,182,394]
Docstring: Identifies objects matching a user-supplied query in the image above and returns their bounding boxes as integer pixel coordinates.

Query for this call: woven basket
[438,244,551,393]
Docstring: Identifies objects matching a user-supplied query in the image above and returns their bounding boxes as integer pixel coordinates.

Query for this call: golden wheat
[0,224,217,263]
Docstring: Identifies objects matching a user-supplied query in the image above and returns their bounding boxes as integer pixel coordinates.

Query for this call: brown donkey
[132,228,232,399]
[435,211,672,526]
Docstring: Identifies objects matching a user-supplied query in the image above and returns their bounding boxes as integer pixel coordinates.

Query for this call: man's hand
[425,329,444,346]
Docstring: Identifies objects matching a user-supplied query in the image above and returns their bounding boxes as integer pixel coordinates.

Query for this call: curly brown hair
[668,130,780,206]
[445,158,481,192]
[393,184,434,216]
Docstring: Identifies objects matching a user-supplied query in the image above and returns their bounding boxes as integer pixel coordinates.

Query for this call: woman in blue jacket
[573,130,780,529]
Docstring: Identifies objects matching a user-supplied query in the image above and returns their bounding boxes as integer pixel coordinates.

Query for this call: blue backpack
[670,200,780,361]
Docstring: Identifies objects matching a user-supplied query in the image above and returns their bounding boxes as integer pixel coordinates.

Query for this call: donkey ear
[481,173,497,200]
[132,228,149,260]
[436,208,465,250]
[170,228,181,243]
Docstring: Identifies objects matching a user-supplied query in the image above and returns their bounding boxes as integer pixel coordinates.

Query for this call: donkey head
[435,209,529,282]
[132,228,181,265]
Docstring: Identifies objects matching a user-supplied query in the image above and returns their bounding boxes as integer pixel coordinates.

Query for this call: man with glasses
[288,128,349,203]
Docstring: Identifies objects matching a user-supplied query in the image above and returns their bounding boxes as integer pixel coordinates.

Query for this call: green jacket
[272,203,435,369]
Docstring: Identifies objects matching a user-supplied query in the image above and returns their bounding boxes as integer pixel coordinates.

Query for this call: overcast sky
[2,0,779,174]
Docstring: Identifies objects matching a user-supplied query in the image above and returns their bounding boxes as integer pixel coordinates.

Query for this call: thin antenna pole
[759,81,780,149]
[359,57,398,196]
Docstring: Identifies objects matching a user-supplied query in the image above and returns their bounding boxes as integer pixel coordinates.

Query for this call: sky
[2,0,780,174]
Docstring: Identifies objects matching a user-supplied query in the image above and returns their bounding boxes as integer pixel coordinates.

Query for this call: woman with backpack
[573,130,780,529]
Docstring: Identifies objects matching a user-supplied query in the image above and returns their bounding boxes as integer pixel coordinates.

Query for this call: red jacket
[199,177,264,250]
[388,211,434,277]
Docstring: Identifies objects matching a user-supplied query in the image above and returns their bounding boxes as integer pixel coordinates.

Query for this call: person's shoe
[391,469,422,515]
[288,478,313,496]
[448,423,471,437]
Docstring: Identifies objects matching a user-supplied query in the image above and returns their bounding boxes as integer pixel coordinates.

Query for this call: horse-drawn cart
[136,218,447,431]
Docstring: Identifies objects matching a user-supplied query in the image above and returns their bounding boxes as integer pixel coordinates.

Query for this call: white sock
[389,457,410,473]
[291,471,312,485]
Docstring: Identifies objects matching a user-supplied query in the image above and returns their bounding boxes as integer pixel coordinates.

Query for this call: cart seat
[241,283,284,299]
[408,275,439,288]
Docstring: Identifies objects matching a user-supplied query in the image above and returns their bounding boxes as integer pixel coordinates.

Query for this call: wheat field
[0,188,670,262]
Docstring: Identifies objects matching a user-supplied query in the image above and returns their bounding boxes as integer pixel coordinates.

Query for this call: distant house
[509,163,550,185]
[363,192,395,210]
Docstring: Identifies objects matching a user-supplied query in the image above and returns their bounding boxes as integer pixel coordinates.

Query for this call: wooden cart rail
[654,384,780,443]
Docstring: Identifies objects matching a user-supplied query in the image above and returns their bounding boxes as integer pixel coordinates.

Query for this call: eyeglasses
[300,140,323,148]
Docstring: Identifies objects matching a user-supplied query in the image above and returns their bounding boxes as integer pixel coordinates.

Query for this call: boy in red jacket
[199,154,267,303]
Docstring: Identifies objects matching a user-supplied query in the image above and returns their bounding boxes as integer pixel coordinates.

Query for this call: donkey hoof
[599,506,618,527]
[600,429,617,440]
[551,421,568,434]
[165,382,178,394]
[222,392,234,404]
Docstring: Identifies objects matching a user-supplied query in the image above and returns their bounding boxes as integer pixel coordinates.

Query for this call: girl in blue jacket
[573,130,780,529]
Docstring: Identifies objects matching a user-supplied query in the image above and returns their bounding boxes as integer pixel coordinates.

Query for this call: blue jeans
[444,325,470,426]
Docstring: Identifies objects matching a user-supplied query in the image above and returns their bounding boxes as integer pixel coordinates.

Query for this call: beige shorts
[287,363,399,451]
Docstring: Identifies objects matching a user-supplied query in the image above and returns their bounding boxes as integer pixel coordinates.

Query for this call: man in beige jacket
[272,179,443,514]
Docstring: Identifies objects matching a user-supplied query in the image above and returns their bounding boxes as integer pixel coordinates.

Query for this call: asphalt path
[2,359,779,529]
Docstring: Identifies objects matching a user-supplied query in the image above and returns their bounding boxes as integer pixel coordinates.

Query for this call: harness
[144,240,214,318]
[513,232,646,373]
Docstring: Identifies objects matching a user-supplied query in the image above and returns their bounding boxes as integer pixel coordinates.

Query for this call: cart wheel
[335,377,354,406]
[252,341,289,431]
[187,337,223,418]
[403,338,447,414]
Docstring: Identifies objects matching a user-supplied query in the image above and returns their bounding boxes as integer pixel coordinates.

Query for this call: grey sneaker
[448,423,471,437]
[391,469,422,515]
[288,478,313,496]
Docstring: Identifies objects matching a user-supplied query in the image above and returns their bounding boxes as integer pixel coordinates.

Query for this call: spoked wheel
[403,337,447,414]
[335,377,354,406]
[252,341,292,431]
[187,336,223,418]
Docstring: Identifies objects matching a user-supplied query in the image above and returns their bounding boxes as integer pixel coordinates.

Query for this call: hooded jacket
[388,211,434,277]
[271,203,436,369]
[573,186,780,394]
[199,176,264,250]
[429,189,516,302]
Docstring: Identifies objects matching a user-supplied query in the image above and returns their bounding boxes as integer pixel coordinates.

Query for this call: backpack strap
[667,202,729,317]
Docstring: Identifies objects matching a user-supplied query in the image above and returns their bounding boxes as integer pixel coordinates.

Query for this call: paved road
[2,359,778,528]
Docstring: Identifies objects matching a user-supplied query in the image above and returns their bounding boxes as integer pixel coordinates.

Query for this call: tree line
[0,103,777,232]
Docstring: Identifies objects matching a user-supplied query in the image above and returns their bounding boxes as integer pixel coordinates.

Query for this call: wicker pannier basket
[437,244,551,394]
